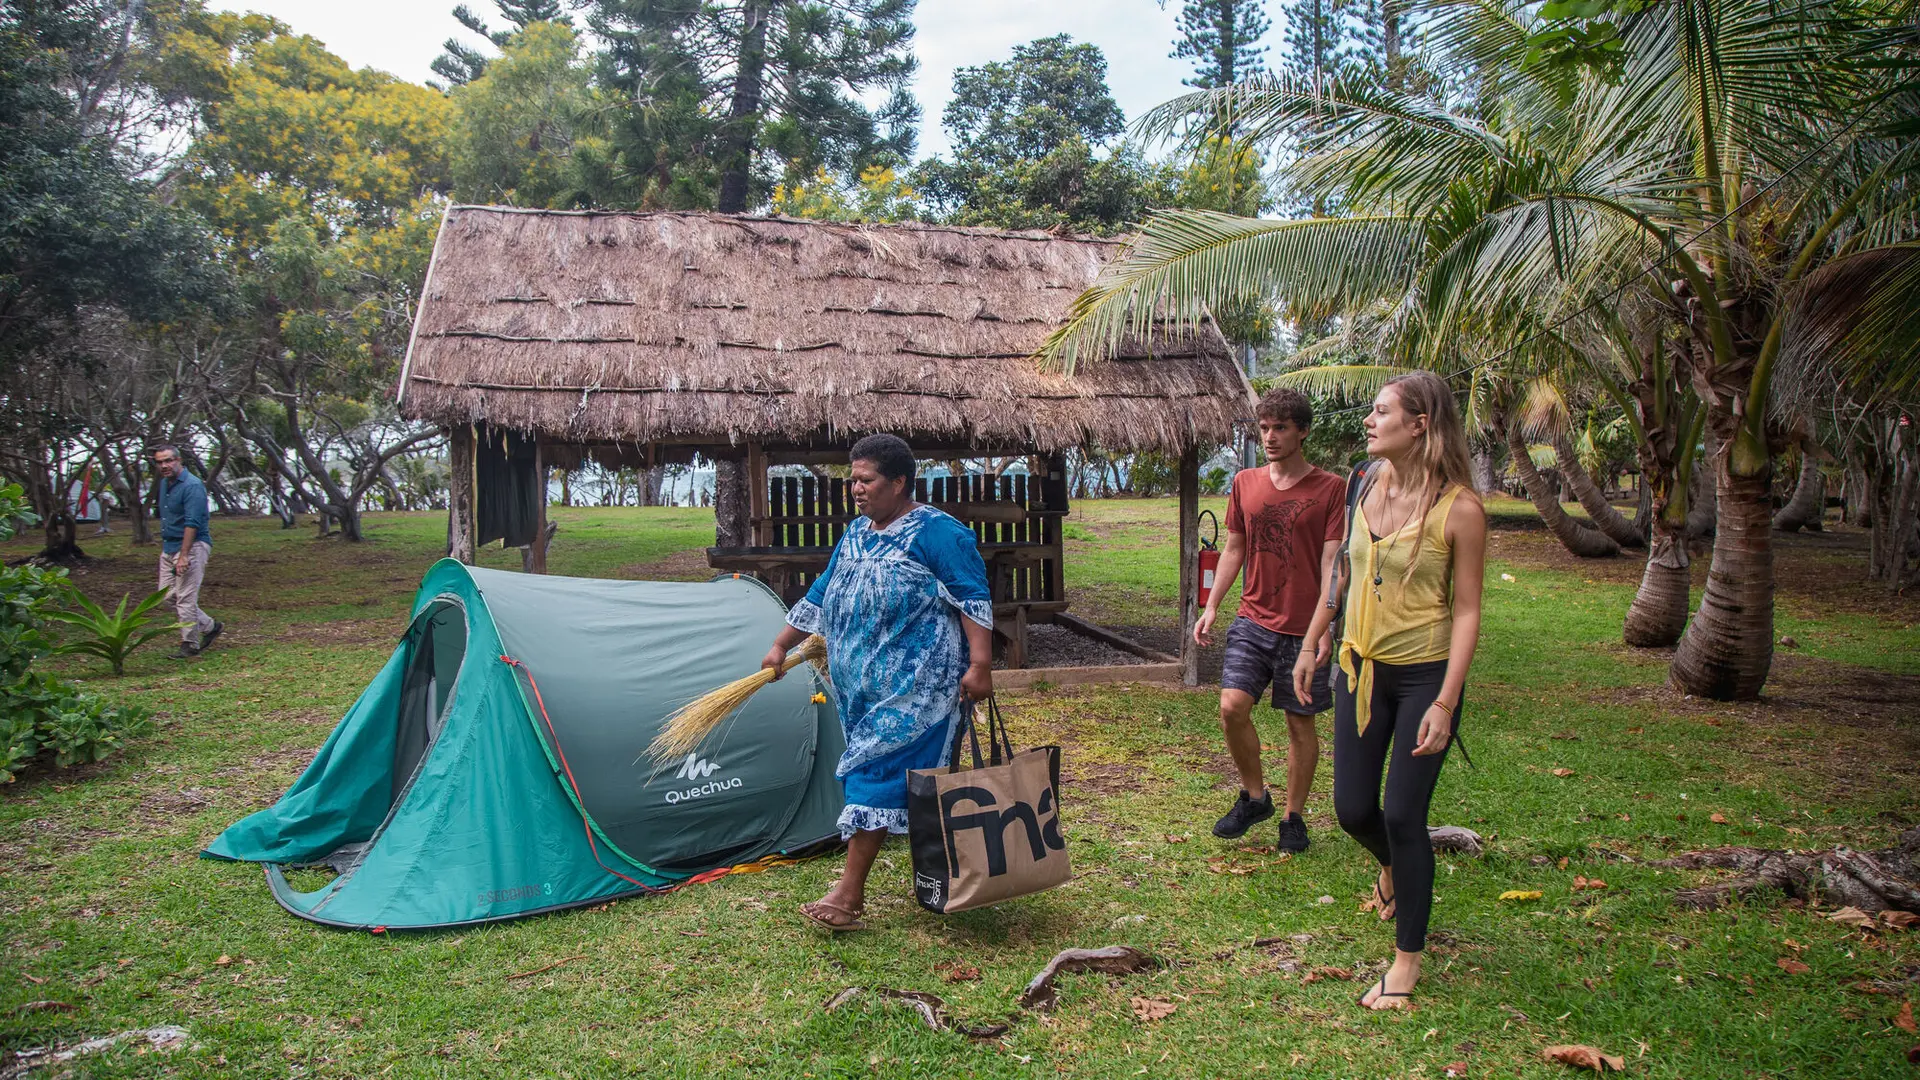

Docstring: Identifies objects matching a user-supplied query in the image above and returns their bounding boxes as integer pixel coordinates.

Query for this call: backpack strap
[1327,462,1376,630]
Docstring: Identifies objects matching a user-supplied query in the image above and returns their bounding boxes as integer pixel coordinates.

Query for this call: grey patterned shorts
[1222,616,1334,714]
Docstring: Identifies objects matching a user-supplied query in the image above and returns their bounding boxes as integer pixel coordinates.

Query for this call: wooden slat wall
[768,472,1056,605]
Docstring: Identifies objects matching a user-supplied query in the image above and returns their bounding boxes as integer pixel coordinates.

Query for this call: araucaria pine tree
[1171,0,1271,88]
[433,0,573,86]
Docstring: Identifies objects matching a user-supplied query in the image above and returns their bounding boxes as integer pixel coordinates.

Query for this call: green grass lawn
[3,500,1916,1078]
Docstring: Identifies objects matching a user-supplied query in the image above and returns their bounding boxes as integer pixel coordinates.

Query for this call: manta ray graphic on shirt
[1248,497,1309,567]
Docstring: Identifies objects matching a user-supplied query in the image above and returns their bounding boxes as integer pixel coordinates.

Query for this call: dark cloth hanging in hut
[475,425,540,548]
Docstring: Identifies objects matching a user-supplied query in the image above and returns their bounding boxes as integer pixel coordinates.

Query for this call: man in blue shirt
[153,445,222,659]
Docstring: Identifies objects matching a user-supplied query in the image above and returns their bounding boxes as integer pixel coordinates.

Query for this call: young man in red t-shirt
[1194,387,1347,851]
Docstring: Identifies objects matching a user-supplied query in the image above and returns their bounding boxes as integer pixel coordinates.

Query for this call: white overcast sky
[212,0,1250,159]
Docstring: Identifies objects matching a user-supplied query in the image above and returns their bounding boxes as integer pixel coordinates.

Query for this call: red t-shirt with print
[1225,466,1348,636]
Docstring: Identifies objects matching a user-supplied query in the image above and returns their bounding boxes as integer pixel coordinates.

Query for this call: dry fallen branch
[820,985,1008,1039]
[1656,826,1920,914]
[1429,826,1485,857]
[1018,945,1160,1011]
[504,954,587,981]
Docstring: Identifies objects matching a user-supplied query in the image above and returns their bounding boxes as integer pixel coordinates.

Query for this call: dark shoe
[168,642,200,661]
[1277,812,1310,853]
[201,621,224,648]
[1213,789,1275,839]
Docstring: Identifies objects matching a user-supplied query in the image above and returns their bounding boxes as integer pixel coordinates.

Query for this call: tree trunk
[714,456,750,546]
[1506,422,1619,557]
[1624,526,1692,648]
[1553,433,1644,548]
[1470,439,1501,494]
[1623,429,1691,647]
[1634,475,1654,546]
[1671,417,1774,700]
[1685,433,1718,540]
[1771,452,1825,533]
[715,0,771,213]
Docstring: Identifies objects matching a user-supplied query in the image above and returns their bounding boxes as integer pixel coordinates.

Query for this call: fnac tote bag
[907,696,1070,913]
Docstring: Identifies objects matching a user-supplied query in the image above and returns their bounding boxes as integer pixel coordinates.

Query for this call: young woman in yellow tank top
[1291,371,1487,1011]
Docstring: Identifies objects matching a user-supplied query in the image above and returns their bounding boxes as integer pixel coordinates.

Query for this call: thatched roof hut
[397,207,1252,455]
[401,207,1249,686]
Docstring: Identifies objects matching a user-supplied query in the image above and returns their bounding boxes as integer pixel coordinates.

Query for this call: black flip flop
[1374,879,1397,921]
[1360,977,1412,1010]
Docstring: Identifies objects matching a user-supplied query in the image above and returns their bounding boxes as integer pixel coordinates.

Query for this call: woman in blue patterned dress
[760,434,995,931]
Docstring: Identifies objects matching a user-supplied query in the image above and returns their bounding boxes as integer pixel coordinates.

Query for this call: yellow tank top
[1338,484,1464,734]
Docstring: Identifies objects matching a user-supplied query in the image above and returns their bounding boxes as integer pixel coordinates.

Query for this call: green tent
[205,560,845,929]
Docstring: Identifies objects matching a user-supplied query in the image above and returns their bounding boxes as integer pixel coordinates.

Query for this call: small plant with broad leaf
[47,590,179,676]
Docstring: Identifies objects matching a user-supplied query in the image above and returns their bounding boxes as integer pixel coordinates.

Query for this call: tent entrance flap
[393,598,466,808]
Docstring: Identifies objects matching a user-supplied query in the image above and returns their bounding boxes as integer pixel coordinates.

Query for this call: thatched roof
[397,207,1254,455]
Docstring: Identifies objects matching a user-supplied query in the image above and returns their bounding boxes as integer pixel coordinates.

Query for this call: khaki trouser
[158,541,216,646]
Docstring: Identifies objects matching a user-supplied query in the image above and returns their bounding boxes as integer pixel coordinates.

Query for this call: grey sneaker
[1213,790,1275,839]
[168,642,200,661]
[201,621,224,648]
[1277,812,1310,853]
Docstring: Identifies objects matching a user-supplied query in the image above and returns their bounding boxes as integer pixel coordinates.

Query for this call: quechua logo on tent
[664,754,742,804]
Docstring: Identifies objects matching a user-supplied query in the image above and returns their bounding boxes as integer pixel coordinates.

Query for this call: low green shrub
[0,673,154,782]
[47,588,177,675]
[0,482,156,783]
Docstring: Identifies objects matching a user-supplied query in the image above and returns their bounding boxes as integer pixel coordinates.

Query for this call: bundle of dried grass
[646,635,828,764]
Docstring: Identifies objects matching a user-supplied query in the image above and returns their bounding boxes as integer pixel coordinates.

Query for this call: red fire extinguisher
[1195,510,1221,608]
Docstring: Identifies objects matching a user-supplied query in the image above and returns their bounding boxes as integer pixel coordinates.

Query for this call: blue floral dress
[787,504,994,837]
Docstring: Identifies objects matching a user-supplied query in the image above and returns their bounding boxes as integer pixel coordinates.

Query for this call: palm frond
[1036,210,1423,374]
[1270,364,1410,402]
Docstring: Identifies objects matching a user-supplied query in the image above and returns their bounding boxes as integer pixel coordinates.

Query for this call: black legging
[1332,657,1457,953]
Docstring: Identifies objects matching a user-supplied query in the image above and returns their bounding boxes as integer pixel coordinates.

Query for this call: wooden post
[1010,603,1029,670]
[528,438,549,574]
[1177,444,1200,687]
[1043,453,1067,603]
[747,442,770,546]
[448,424,476,565]
[713,454,750,547]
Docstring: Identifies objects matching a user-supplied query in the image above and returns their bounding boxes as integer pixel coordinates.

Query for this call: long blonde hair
[1378,371,1477,580]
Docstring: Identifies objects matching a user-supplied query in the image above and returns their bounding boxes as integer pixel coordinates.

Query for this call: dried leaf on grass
[1825,906,1877,929]
[1896,1001,1916,1034]
[1882,910,1918,930]
[937,962,982,984]
[1709,813,1729,824]
[1552,768,1576,778]
[1776,957,1811,975]
[1019,945,1159,1011]
[1543,1044,1625,1072]
[1572,876,1609,891]
[1130,997,1176,1022]
[1500,890,1543,902]
[1443,1062,1470,1078]
[1300,966,1354,985]
[12,1001,74,1013]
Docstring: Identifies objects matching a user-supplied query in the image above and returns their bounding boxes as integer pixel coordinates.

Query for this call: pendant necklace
[1370,486,1417,599]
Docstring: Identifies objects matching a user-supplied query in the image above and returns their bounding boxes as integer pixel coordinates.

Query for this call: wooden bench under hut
[396,207,1254,687]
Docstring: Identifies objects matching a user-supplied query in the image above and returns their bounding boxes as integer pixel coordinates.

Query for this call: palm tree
[1038,0,1920,698]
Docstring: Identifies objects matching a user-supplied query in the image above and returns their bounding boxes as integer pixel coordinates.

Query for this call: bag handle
[982,694,1015,765]
[948,694,1016,771]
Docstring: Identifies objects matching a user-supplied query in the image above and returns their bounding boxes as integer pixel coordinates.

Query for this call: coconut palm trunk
[1506,421,1619,557]
[1771,452,1825,533]
[1624,449,1692,647]
[1553,433,1644,548]
[1671,414,1775,699]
